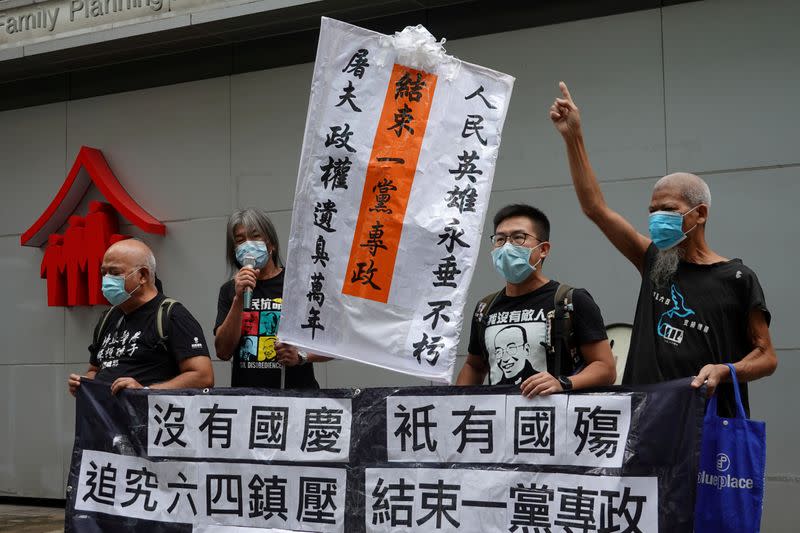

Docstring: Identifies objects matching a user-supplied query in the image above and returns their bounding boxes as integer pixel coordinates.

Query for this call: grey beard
[650,247,684,288]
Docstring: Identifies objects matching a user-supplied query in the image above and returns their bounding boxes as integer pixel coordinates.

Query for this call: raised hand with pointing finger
[549,81,582,138]
[547,80,777,418]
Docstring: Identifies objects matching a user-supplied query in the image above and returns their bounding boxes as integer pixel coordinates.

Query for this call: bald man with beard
[67,239,213,396]
[550,82,777,417]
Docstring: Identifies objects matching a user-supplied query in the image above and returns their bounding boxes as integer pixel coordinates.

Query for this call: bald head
[653,172,711,209]
[103,239,157,283]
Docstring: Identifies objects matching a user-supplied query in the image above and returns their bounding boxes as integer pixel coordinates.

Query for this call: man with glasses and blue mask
[67,239,214,396]
[456,204,616,397]
[550,81,777,416]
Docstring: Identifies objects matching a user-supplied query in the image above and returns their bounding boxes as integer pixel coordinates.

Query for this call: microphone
[242,254,256,310]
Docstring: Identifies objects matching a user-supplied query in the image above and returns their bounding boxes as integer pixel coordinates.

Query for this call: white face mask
[491,242,544,284]
[102,267,142,306]
[648,204,700,250]
[235,240,270,269]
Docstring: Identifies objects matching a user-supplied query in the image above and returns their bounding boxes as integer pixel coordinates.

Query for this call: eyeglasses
[495,343,523,357]
[489,232,538,248]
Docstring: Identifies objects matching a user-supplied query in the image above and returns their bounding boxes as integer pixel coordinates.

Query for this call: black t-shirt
[89,294,210,386]
[625,244,771,417]
[468,280,608,386]
[214,270,319,389]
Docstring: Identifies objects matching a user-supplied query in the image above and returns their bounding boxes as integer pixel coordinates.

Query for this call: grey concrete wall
[0,0,796,528]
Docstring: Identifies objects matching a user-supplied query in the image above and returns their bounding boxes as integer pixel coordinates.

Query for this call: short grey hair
[130,238,157,282]
[654,172,711,208]
[143,250,157,282]
[225,208,283,273]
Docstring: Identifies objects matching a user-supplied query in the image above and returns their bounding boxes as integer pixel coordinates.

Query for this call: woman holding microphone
[214,208,328,388]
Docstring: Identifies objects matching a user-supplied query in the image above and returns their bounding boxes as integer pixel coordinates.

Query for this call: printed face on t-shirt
[238,297,282,369]
[241,312,259,335]
[484,312,548,385]
[241,336,258,359]
[493,325,530,380]
[259,312,279,336]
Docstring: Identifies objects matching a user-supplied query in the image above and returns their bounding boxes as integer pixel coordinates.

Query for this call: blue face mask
[491,242,544,284]
[235,240,270,269]
[648,205,699,250]
[102,268,142,306]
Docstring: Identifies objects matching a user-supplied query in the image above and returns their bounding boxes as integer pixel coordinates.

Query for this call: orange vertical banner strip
[342,64,438,303]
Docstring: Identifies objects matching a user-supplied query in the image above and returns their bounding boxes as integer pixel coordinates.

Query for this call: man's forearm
[727,309,778,383]
[151,368,213,390]
[730,346,778,383]
[570,360,615,390]
[456,360,486,386]
[563,132,607,218]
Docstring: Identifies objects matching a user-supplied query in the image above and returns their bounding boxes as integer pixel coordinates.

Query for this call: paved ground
[0,505,64,533]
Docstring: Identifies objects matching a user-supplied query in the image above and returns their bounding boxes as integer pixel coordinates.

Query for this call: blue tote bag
[694,363,766,532]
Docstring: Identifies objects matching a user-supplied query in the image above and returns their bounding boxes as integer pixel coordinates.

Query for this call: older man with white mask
[550,81,777,417]
[67,239,213,396]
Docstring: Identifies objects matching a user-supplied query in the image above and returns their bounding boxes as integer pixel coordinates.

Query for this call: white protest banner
[147,394,353,462]
[75,450,347,532]
[66,379,703,532]
[385,393,632,467]
[279,17,515,382]
[364,468,659,532]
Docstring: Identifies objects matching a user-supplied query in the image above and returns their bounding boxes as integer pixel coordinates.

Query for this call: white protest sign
[279,17,514,382]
